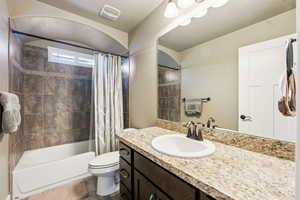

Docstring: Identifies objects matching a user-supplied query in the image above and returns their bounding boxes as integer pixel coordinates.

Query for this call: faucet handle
[183,121,195,128]
[183,121,195,138]
[207,117,216,128]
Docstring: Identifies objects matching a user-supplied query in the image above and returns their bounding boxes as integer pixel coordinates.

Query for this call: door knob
[240,115,252,121]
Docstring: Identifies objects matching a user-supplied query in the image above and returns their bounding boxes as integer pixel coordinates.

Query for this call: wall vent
[99,5,121,21]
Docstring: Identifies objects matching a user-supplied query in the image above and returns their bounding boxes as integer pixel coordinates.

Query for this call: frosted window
[48,46,95,68]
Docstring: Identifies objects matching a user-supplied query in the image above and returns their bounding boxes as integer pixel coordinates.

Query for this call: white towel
[0,92,21,133]
[184,99,202,115]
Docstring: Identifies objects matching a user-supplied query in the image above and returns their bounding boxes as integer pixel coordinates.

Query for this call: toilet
[88,151,120,196]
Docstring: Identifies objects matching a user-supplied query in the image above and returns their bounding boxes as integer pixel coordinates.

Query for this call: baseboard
[6,194,11,200]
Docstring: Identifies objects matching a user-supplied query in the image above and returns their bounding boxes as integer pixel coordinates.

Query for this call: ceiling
[159,0,296,51]
[38,0,164,32]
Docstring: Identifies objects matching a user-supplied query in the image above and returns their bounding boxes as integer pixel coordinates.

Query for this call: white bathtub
[12,141,95,200]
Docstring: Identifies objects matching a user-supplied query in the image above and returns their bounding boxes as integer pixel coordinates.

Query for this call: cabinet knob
[149,193,157,200]
[120,148,130,156]
[120,169,129,179]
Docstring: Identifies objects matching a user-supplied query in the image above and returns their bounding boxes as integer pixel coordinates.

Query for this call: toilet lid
[89,151,119,168]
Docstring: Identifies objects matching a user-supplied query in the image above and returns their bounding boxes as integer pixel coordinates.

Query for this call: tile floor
[24,177,120,200]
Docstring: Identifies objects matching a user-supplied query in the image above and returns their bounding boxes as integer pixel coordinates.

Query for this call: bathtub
[12,141,95,200]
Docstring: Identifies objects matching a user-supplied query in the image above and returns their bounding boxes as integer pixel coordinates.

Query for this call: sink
[151,134,215,158]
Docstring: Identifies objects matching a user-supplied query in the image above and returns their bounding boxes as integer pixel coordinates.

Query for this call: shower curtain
[90,54,124,155]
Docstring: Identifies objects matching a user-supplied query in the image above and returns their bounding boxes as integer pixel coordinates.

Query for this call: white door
[239,35,296,142]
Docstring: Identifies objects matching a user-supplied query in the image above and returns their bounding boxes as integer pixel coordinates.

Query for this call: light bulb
[164,2,179,18]
[179,18,191,26]
[193,8,208,18]
[211,0,229,8]
[177,0,195,9]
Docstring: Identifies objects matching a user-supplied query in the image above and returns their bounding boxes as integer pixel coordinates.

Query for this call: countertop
[155,119,295,161]
[117,127,295,200]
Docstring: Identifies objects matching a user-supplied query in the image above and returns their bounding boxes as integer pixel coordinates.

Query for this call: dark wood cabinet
[199,192,216,200]
[134,170,171,200]
[120,182,132,200]
[119,142,216,200]
[120,142,132,164]
[120,158,132,191]
[134,152,196,200]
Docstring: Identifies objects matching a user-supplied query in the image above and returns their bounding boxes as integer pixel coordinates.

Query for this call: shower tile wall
[21,45,92,150]
[158,66,181,122]
[9,42,130,153]
[8,34,25,181]
[122,58,129,128]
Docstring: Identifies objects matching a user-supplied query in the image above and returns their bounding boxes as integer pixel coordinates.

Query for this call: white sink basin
[151,134,215,158]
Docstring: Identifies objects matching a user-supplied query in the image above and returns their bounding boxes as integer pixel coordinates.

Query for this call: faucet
[183,121,204,141]
[206,117,216,129]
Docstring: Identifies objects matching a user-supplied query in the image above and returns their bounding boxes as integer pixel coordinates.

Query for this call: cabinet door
[134,152,196,200]
[120,182,132,200]
[134,170,170,200]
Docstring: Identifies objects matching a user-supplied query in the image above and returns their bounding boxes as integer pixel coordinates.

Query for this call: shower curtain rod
[11,29,128,58]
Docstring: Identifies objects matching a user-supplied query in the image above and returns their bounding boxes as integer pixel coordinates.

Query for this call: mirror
[157,0,296,142]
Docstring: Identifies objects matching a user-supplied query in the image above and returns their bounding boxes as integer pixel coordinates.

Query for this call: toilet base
[96,175,119,196]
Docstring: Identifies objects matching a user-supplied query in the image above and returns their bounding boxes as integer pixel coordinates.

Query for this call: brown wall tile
[24,95,43,114]
[158,67,181,122]
[23,74,44,95]
[11,44,129,152]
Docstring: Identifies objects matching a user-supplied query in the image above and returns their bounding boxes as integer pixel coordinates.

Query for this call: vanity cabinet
[119,142,216,200]
[134,170,171,200]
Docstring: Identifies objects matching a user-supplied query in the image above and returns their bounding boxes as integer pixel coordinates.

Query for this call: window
[48,47,95,68]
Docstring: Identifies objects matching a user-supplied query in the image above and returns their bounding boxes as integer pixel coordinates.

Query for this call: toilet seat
[89,151,119,169]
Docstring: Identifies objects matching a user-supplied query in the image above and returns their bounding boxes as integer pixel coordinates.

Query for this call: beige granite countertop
[156,119,295,161]
[117,127,295,200]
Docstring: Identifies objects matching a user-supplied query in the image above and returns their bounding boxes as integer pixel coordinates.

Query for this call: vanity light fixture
[193,8,208,18]
[177,0,195,9]
[211,0,229,8]
[164,0,179,18]
[179,18,192,26]
[164,0,229,27]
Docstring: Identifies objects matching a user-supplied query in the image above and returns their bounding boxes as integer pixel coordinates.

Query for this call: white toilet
[88,151,120,196]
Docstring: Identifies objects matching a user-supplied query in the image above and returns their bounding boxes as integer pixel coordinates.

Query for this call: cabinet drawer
[120,158,132,191]
[134,152,197,200]
[120,182,132,200]
[120,142,132,164]
[134,170,170,200]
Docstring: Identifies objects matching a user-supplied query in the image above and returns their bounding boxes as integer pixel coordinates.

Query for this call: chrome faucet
[206,117,216,129]
[183,121,204,141]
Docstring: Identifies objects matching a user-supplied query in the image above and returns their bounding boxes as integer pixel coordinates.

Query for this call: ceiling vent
[99,5,121,21]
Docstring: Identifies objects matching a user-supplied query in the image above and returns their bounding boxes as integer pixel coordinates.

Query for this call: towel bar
[182,97,211,103]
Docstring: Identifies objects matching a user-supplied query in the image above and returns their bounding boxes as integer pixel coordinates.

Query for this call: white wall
[0,0,10,199]
[128,0,217,128]
[158,45,182,66]
[180,9,296,130]
[7,0,128,49]
[129,47,158,128]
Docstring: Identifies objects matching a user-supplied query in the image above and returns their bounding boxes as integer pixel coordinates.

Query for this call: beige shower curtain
[91,54,124,155]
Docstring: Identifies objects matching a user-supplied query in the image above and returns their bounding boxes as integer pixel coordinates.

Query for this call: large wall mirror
[157,0,296,142]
